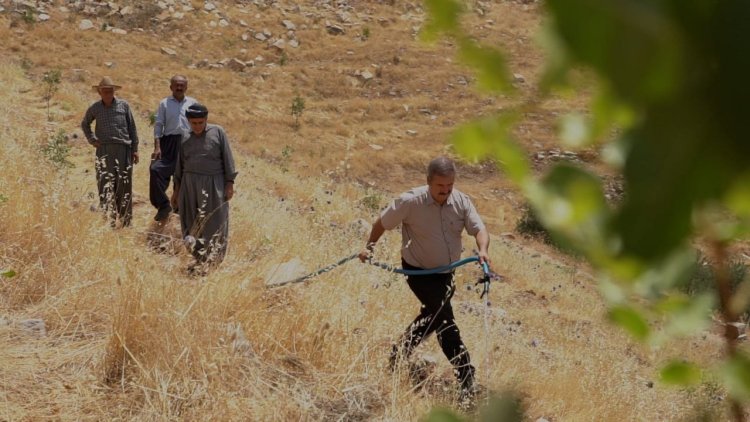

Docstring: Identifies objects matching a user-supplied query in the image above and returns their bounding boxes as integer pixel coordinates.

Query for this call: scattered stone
[271,39,285,50]
[79,19,94,30]
[161,47,177,56]
[265,258,308,287]
[513,73,526,83]
[281,19,296,30]
[104,61,115,68]
[119,5,133,15]
[38,14,50,22]
[17,318,46,337]
[219,18,229,27]
[369,144,383,151]
[240,19,248,27]
[326,22,345,35]
[288,39,299,48]
[204,2,217,12]
[255,32,268,41]
[406,130,417,136]
[359,70,374,81]
[111,28,127,35]
[241,33,250,41]
[227,58,246,72]
[226,322,254,357]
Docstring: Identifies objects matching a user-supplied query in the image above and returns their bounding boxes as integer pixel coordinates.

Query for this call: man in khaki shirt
[359,156,490,399]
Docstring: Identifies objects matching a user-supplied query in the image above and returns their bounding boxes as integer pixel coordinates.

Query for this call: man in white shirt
[359,156,490,400]
[150,75,196,221]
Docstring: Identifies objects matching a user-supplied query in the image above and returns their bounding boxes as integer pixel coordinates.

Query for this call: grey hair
[427,156,456,181]
[170,74,188,84]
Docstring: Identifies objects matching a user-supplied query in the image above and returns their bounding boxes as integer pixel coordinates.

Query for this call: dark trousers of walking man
[391,259,475,390]
[149,134,181,213]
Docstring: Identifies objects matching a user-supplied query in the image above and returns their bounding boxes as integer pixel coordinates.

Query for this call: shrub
[291,95,305,129]
[42,130,74,169]
[679,256,748,318]
[361,190,383,212]
[42,69,62,121]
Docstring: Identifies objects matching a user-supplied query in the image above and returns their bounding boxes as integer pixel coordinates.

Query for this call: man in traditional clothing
[358,156,490,401]
[171,104,237,270]
[81,77,140,227]
[150,75,196,222]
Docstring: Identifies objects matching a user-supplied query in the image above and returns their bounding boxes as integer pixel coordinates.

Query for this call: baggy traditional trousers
[149,133,181,210]
[95,143,133,226]
[177,172,229,263]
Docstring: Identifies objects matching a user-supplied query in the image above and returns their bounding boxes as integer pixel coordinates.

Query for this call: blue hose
[269,254,489,288]
[368,256,488,275]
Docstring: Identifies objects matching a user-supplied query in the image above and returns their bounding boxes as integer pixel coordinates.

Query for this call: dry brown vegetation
[0,1,743,420]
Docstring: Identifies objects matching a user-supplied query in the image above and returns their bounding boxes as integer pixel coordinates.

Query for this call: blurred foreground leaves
[424,0,750,417]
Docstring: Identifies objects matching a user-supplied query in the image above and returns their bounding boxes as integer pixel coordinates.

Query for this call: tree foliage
[423,0,750,419]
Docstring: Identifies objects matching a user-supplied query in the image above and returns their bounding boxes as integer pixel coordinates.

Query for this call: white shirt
[380,185,485,270]
[153,95,196,138]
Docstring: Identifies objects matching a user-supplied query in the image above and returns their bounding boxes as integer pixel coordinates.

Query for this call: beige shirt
[380,185,485,270]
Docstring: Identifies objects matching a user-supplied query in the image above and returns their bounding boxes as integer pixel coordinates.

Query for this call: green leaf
[478,393,524,422]
[720,353,750,400]
[421,407,465,422]
[659,293,713,338]
[558,113,590,148]
[725,171,750,220]
[608,305,650,341]
[660,360,702,386]
[1,269,16,278]
[546,0,685,104]
[530,164,611,260]
[457,38,511,93]
[611,102,735,262]
[421,0,463,41]
[634,247,696,295]
[451,114,529,184]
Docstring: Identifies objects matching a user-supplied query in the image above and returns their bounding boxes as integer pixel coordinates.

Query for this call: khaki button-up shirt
[380,185,485,270]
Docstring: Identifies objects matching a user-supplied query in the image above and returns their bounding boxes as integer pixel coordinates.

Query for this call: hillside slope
[0,1,736,420]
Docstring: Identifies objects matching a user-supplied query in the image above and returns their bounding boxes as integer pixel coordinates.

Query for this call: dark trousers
[391,259,475,388]
[149,134,181,210]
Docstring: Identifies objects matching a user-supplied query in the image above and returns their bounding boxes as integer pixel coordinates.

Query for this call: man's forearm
[367,219,386,247]
[475,228,490,253]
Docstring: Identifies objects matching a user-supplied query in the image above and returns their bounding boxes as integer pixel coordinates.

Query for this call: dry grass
[0,2,745,421]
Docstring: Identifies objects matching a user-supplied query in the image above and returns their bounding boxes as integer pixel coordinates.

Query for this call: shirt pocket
[447,216,465,236]
[113,111,127,130]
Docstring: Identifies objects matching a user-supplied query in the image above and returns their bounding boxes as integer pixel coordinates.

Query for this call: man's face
[188,117,207,134]
[170,79,188,100]
[428,173,455,204]
[98,87,115,103]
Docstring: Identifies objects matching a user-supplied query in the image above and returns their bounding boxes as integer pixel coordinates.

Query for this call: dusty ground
[0,1,746,421]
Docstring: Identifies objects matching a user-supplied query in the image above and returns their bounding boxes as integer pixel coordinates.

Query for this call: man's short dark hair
[170,75,188,84]
[427,156,456,181]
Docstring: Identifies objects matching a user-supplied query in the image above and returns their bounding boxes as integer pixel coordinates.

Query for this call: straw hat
[92,76,122,91]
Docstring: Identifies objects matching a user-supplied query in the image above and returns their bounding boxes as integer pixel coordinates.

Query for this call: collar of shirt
[100,97,119,107]
[169,96,189,104]
[425,188,456,206]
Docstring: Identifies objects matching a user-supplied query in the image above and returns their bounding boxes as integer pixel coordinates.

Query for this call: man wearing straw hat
[171,103,237,273]
[358,156,490,401]
[81,77,140,227]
